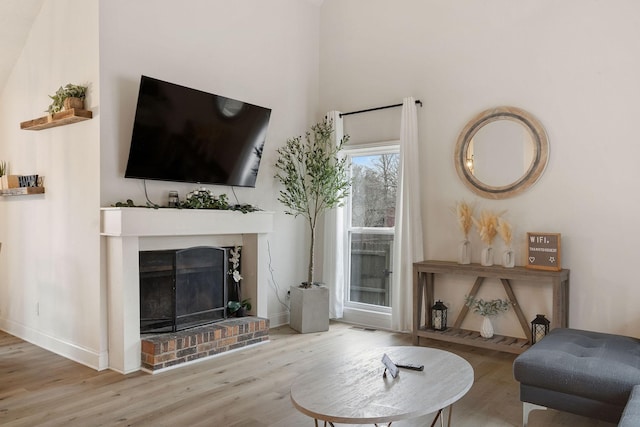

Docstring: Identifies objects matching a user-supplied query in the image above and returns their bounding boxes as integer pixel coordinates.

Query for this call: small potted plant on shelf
[46,83,88,114]
[274,118,350,333]
[464,295,512,339]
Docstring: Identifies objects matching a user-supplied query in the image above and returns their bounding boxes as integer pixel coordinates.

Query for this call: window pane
[349,233,393,307]
[351,154,399,227]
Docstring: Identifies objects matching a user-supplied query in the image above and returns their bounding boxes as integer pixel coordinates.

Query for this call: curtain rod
[339,99,422,118]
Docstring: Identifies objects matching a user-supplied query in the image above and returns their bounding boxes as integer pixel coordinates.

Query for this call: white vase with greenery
[465,295,512,339]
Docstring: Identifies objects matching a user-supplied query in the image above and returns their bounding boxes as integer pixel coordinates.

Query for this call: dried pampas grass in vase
[473,210,500,266]
[453,201,475,264]
[498,218,515,268]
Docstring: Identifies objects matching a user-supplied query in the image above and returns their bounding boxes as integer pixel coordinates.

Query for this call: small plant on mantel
[182,187,230,210]
[46,83,88,114]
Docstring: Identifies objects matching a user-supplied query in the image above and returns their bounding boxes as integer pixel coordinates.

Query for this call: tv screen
[125,76,271,187]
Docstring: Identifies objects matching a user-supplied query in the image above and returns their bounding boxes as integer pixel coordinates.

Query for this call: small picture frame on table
[526,232,561,271]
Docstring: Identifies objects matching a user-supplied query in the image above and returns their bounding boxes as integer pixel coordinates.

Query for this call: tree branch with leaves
[274,118,350,286]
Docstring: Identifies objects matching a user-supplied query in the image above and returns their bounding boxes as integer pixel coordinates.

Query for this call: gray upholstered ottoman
[619,385,640,427]
[513,328,640,426]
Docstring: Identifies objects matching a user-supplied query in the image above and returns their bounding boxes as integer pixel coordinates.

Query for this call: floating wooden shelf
[20,109,92,130]
[413,260,570,354]
[0,187,45,196]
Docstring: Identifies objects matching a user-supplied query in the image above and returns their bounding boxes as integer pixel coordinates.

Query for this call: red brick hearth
[141,317,269,372]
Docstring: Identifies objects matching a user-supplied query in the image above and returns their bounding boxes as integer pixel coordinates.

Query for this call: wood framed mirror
[454,106,549,199]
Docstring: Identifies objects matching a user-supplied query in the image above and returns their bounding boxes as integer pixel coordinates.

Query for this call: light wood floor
[0,322,615,427]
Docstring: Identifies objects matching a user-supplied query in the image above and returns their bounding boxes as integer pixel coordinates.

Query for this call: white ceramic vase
[458,239,471,265]
[480,246,493,266]
[503,248,515,268]
[480,316,494,338]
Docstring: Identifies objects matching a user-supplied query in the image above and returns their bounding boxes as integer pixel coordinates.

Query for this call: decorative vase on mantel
[480,316,494,338]
[458,239,471,265]
[480,246,493,266]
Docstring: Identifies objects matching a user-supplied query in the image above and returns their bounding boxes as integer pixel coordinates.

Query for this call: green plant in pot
[227,299,252,317]
[274,118,350,332]
[46,83,88,114]
[464,295,512,339]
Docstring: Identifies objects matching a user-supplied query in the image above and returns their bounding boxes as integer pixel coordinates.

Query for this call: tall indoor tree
[274,118,350,287]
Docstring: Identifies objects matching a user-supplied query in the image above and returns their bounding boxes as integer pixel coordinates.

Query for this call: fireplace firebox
[139,246,229,333]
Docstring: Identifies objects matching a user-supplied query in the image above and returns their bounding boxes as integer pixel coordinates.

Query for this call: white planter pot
[480,316,494,338]
[289,285,330,333]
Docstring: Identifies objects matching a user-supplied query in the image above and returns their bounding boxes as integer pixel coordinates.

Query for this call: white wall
[0,0,103,368]
[320,0,640,337]
[0,0,321,371]
[99,0,322,329]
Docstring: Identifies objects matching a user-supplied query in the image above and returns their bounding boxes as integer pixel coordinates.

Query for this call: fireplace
[101,207,274,373]
[140,246,231,333]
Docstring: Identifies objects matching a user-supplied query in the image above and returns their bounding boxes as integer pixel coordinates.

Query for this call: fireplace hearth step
[141,317,269,373]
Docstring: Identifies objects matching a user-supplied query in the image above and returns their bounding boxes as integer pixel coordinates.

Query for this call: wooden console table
[413,260,569,354]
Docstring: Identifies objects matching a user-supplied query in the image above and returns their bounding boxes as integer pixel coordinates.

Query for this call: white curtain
[391,97,424,331]
[323,110,346,319]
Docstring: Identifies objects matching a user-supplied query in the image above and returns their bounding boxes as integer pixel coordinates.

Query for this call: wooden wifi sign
[526,232,561,271]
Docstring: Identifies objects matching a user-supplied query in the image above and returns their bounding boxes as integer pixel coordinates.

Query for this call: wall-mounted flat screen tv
[124,75,271,187]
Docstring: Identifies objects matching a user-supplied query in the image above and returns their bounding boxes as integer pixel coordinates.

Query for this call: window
[344,145,399,314]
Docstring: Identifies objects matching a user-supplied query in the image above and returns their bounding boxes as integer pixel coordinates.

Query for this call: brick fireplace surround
[101,207,274,374]
[141,317,269,372]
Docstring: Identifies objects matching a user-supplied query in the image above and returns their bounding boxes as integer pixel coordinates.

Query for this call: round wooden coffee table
[290,346,474,426]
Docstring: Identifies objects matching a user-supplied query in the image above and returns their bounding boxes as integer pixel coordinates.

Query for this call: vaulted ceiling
[0,0,46,92]
[0,0,325,94]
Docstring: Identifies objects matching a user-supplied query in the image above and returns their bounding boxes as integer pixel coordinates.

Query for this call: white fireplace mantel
[100,207,274,373]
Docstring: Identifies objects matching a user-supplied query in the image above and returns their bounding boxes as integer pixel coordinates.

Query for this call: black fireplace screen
[139,246,228,333]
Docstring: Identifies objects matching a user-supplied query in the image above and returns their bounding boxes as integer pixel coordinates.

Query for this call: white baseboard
[0,318,107,370]
[269,310,290,327]
[341,307,392,330]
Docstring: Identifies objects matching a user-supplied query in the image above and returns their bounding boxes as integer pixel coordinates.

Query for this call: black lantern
[531,314,550,344]
[431,300,448,331]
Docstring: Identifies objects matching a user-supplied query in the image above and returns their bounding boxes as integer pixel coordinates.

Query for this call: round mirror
[454,106,548,199]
